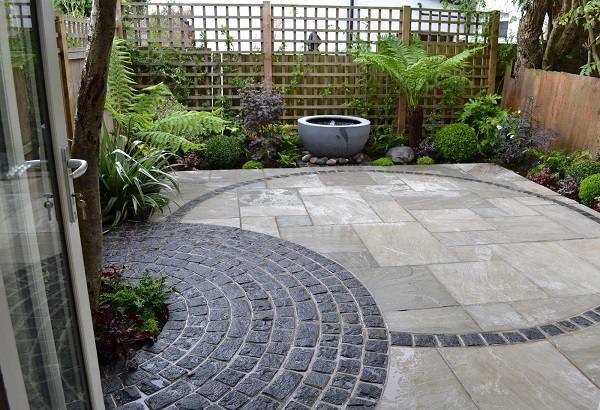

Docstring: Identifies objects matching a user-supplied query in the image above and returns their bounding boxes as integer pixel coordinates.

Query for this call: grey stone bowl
[297,115,371,158]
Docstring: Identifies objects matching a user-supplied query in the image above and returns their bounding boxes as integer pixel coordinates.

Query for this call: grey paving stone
[145,381,192,410]
[264,371,303,400]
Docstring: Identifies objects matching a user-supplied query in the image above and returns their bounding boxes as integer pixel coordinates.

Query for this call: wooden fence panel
[60,2,497,134]
[502,68,600,155]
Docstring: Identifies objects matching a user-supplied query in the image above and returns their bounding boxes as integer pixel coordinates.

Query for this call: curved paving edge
[166,167,600,351]
[390,306,600,348]
[102,223,389,409]
[167,168,600,226]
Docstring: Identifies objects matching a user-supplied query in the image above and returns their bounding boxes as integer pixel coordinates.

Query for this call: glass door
[0,1,103,408]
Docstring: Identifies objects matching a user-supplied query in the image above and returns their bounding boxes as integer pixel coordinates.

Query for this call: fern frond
[137,130,205,153]
[154,110,228,138]
[132,83,173,116]
[106,39,136,116]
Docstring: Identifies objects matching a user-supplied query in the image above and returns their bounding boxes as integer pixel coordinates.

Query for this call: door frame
[0,1,104,408]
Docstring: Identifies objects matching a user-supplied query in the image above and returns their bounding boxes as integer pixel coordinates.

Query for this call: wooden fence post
[487,10,500,94]
[116,0,124,39]
[54,11,75,144]
[396,6,411,134]
[262,1,273,85]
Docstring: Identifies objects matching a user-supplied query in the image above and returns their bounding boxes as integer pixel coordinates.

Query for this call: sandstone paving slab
[391,190,493,210]
[324,251,379,269]
[278,225,367,253]
[534,205,600,239]
[265,174,324,189]
[433,230,514,246]
[180,191,240,221]
[238,188,303,207]
[441,342,600,409]
[397,174,463,191]
[552,324,600,386]
[485,197,541,216]
[317,171,379,186]
[510,294,600,325]
[274,215,313,228]
[361,197,415,223]
[446,245,501,262]
[470,206,512,218]
[302,193,382,225]
[428,261,548,305]
[559,238,600,268]
[380,347,478,410]
[350,266,458,311]
[241,216,279,237]
[410,208,496,232]
[384,306,482,334]
[464,302,532,332]
[354,222,459,266]
[490,242,600,296]
[488,215,582,242]
[458,163,529,182]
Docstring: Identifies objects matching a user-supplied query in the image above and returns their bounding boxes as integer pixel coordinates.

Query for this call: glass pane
[0,1,91,408]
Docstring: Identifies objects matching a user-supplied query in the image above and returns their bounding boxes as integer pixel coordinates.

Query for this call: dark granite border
[390,306,600,348]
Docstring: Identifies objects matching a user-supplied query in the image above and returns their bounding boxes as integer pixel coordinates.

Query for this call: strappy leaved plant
[106,39,228,154]
[355,36,484,148]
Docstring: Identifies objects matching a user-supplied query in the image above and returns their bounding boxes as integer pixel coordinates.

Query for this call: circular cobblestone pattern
[103,223,388,409]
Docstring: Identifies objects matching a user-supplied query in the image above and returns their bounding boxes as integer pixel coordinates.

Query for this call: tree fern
[355,35,484,147]
[136,130,205,153]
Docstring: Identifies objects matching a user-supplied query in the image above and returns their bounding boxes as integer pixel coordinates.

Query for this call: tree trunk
[515,0,549,77]
[543,0,585,70]
[407,106,424,148]
[71,0,117,310]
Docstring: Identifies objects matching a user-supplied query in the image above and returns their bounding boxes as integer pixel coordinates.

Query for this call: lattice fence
[95,2,498,131]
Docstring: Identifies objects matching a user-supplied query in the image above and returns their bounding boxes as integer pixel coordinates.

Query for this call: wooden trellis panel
[115,1,497,132]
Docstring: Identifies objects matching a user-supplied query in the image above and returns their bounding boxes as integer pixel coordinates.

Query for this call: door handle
[6,159,43,180]
[66,158,87,179]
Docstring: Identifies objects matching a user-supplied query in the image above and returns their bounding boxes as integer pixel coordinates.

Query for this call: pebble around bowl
[297,115,371,158]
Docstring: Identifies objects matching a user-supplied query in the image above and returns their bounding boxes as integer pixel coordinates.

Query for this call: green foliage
[100,269,173,337]
[434,124,479,162]
[99,130,179,229]
[106,39,226,154]
[205,135,244,169]
[528,150,592,179]
[52,0,92,17]
[457,94,509,155]
[567,160,600,182]
[417,156,435,165]
[242,160,263,169]
[354,36,483,109]
[373,157,394,166]
[365,126,409,156]
[579,174,600,207]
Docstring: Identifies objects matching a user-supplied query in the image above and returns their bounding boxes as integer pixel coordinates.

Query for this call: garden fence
[57,2,499,133]
[502,67,600,155]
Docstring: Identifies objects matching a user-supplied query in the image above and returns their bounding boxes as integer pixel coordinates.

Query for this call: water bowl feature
[297,115,371,158]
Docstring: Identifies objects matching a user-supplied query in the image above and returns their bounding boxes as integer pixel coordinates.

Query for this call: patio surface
[102,164,600,409]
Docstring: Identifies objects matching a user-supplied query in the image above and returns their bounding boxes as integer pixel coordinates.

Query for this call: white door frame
[0,1,104,408]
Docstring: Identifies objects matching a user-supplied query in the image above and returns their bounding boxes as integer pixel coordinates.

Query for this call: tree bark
[71,0,117,310]
[407,106,424,148]
[543,0,585,70]
[515,0,549,77]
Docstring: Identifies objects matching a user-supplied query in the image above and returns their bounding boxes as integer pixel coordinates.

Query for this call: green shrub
[99,131,179,229]
[434,124,479,162]
[373,158,394,166]
[417,156,435,165]
[205,135,243,169]
[94,266,174,363]
[527,150,592,179]
[457,94,509,152]
[365,126,408,156]
[579,174,600,207]
[567,160,600,182]
[242,160,263,169]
